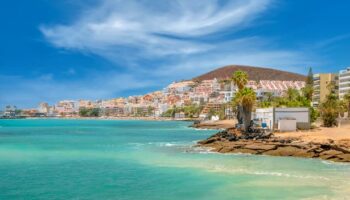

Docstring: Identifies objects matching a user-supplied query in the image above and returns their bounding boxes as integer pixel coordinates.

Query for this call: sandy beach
[275,120,350,146]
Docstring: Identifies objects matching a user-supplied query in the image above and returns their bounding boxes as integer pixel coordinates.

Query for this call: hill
[193,65,306,82]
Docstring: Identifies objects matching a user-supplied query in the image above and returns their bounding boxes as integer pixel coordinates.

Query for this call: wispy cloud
[313,34,350,49]
[41,0,272,57]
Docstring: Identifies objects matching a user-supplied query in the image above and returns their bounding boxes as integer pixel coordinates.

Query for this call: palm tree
[301,85,313,101]
[231,70,248,91]
[285,88,299,102]
[231,71,249,126]
[234,88,256,133]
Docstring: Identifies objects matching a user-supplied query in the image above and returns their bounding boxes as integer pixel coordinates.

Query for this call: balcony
[339,76,350,81]
[340,70,350,76]
[339,87,350,93]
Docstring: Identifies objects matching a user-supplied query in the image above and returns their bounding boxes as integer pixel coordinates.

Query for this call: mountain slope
[193,65,306,82]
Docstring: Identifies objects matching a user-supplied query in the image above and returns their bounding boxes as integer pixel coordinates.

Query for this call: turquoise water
[0,120,349,200]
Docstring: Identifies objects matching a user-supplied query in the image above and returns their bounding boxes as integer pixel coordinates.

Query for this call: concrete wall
[274,107,310,130]
[278,119,297,132]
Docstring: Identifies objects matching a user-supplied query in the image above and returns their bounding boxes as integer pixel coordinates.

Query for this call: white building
[254,107,310,131]
[339,67,350,99]
[38,102,49,114]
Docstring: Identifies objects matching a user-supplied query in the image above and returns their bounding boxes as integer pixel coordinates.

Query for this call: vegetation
[343,92,350,116]
[231,70,248,90]
[233,87,256,132]
[257,87,319,123]
[302,67,314,101]
[183,104,203,118]
[206,105,226,120]
[147,106,155,116]
[319,93,343,127]
[161,104,203,118]
[15,109,22,115]
[318,82,347,127]
[79,108,100,117]
[258,88,310,108]
[230,70,256,133]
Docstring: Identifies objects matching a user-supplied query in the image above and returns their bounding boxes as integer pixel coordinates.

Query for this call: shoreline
[195,120,350,163]
[190,119,237,129]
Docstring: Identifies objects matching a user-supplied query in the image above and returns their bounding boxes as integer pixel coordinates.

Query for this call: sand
[275,120,350,146]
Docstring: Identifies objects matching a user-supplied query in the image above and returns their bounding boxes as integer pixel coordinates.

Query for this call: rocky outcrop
[197,129,350,162]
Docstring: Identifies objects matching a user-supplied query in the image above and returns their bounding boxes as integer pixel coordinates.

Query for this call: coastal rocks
[264,146,310,157]
[197,129,350,163]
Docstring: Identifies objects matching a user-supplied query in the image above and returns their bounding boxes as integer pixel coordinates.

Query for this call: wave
[208,165,330,180]
[321,160,350,166]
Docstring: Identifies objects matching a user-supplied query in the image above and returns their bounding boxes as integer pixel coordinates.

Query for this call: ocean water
[0,119,349,200]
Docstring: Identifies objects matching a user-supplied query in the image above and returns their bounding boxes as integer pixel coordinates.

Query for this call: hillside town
[1,66,350,122]
[1,79,305,119]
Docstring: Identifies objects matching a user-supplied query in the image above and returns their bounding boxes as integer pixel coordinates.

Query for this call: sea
[0,119,349,200]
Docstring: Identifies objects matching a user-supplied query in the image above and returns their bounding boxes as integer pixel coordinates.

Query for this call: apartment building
[312,73,338,107]
[339,67,350,99]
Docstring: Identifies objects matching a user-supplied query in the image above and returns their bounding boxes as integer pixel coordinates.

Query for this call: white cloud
[40,0,272,58]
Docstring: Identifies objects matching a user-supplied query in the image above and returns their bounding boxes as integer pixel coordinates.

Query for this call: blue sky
[1,0,350,108]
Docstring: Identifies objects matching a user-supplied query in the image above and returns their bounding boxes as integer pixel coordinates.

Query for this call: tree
[79,108,100,117]
[301,85,313,101]
[264,92,274,102]
[147,106,155,116]
[306,67,314,86]
[300,67,314,101]
[319,93,344,127]
[231,71,250,126]
[285,88,299,102]
[233,88,256,133]
[343,92,350,117]
[183,104,202,118]
[231,70,248,91]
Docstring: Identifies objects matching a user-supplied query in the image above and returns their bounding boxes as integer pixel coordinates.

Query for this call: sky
[1,0,350,108]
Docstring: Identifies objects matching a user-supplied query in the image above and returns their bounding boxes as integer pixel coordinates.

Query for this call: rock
[244,144,276,151]
[337,154,350,162]
[198,138,217,145]
[264,146,304,157]
[331,145,350,154]
[319,154,338,160]
[320,144,332,150]
[197,127,350,163]
[228,135,238,141]
[219,146,233,153]
[320,150,343,156]
[293,151,316,158]
[318,150,343,160]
